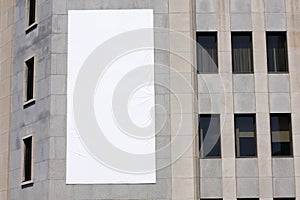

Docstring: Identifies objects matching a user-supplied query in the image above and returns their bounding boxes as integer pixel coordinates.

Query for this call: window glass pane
[25,57,34,101]
[271,114,292,156]
[199,114,221,158]
[232,32,253,73]
[23,137,32,182]
[267,32,288,72]
[28,0,36,26]
[197,32,218,73]
[235,114,257,157]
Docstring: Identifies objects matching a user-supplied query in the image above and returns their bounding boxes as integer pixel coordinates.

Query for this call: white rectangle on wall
[67,10,155,184]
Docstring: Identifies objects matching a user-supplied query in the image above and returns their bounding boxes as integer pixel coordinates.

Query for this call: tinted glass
[199,114,221,158]
[232,32,253,73]
[197,32,218,73]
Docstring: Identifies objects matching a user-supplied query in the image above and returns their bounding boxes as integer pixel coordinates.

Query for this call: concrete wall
[0,0,14,199]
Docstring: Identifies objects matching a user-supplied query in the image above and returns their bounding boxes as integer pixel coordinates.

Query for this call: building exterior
[0,0,299,199]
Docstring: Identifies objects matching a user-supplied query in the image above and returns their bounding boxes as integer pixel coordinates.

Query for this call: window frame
[21,135,34,186]
[23,55,36,108]
[270,113,293,157]
[231,32,254,74]
[196,32,219,74]
[234,114,257,158]
[266,31,289,73]
[25,0,38,33]
[199,114,221,159]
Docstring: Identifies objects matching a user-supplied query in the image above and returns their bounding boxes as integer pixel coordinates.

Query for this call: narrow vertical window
[235,114,257,157]
[232,32,253,73]
[24,57,35,104]
[197,32,218,73]
[267,32,288,72]
[27,0,36,27]
[22,136,33,183]
[271,114,293,156]
[199,114,221,158]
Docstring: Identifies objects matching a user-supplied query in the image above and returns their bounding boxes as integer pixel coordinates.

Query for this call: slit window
[267,32,288,72]
[235,114,257,157]
[25,57,35,102]
[232,32,253,73]
[197,32,218,73]
[199,114,221,158]
[22,136,33,183]
[271,113,293,156]
[27,0,36,27]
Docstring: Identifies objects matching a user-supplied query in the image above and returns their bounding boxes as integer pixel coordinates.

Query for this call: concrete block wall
[196,0,300,199]
[0,0,14,199]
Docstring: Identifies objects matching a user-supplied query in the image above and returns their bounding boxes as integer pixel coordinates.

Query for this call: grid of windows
[196,32,218,73]
[199,114,221,158]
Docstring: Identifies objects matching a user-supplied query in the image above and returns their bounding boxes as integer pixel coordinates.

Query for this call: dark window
[199,114,221,158]
[267,32,288,72]
[23,136,33,182]
[25,57,35,102]
[232,32,253,73]
[271,114,293,156]
[197,32,218,73]
[274,198,295,200]
[237,199,259,200]
[28,0,36,27]
[235,114,257,157]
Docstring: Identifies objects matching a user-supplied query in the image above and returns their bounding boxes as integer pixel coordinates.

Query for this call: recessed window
[235,114,257,157]
[199,114,221,158]
[27,0,37,27]
[196,32,218,73]
[274,198,295,200]
[267,32,288,72]
[271,113,293,156]
[24,56,35,104]
[22,136,33,184]
[232,32,253,73]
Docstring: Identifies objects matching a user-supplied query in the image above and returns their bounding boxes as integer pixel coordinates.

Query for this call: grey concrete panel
[196,14,218,31]
[269,93,291,112]
[236,158,259,178]
[234,93,256,113]
[236,178,259,197]
[231,0,251,13]
[200,178,223,198]
[272,158,295,177]
[231,13,252,31]
[233,74,255,93]
[200,159,222,178]
[196,0,217,13]
[268,74,290,93]
[264,0,286,13]
[273,178,296,197]
[266,13,286,31]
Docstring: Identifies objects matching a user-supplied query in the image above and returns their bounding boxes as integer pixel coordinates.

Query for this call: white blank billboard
[67,10,155,184]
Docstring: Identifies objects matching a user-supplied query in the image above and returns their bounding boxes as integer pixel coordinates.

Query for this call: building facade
[0,0,299,199]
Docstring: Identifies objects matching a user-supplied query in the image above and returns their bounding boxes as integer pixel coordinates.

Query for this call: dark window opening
[232,32,253,73]
[235,114,257,157]
[199,114,221,158]
[271,113,293,156]
[267,32,288,72]
[197,32,218,73]
[28,0,36,27]
[25,57,34,102]
[23,136,32,182]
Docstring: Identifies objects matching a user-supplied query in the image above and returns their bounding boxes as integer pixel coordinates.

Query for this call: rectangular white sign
[67,10,155,184]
